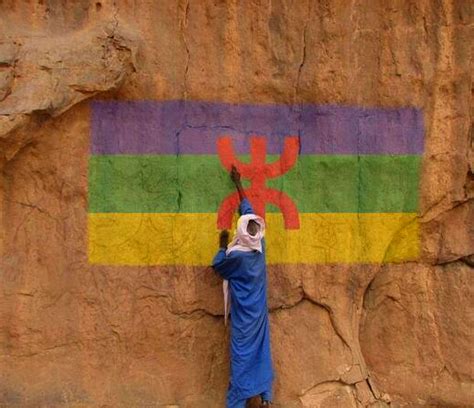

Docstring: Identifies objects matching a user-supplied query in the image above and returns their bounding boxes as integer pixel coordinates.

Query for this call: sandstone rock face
[0,18,137,164]
[0,1,472,408]
[361,263,474,408]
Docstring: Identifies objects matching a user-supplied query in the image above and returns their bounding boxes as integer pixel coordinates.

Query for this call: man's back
[212,167,274,407]
[227,249,268,337]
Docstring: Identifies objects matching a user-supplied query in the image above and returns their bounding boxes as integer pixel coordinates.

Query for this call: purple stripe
[91,100,424,155]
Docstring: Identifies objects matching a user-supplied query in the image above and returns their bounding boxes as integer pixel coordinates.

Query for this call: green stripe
[88,155,420,213]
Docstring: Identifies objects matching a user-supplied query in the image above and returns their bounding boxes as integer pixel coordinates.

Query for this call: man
[212,165,274,408]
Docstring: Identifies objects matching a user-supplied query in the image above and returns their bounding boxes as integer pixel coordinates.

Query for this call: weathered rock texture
[0,18,137,165]
[0,1,473,407]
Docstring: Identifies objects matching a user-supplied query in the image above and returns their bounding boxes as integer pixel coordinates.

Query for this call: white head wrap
[223,214,265,325]
[226,214,265,255]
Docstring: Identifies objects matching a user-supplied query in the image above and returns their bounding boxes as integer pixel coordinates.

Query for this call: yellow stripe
[88,213,419,265]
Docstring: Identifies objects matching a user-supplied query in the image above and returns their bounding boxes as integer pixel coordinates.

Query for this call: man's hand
[230,165,247,202]
[219,230,229,249]
[230,165,241,185]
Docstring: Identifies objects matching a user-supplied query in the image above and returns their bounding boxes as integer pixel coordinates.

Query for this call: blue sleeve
[212,249,242,280]
[239,198,254,215]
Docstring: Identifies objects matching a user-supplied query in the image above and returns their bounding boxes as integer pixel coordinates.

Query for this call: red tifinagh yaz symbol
[217,136,300,230]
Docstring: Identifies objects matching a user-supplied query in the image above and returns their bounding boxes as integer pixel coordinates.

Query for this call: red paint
[217,136,300,229]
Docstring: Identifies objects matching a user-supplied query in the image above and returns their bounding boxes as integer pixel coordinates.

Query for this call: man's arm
[219,230,229,249]
[230,165,246,202]
[230,165,254,215]
[212,230,242,280]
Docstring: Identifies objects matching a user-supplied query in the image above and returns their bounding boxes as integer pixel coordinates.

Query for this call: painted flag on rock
[88,100,424,265]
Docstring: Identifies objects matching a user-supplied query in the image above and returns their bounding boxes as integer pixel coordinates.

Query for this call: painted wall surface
[88,101,423,265]
[1,1,472,408]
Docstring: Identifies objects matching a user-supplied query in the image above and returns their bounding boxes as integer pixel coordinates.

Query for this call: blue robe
[212,199,274,403]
